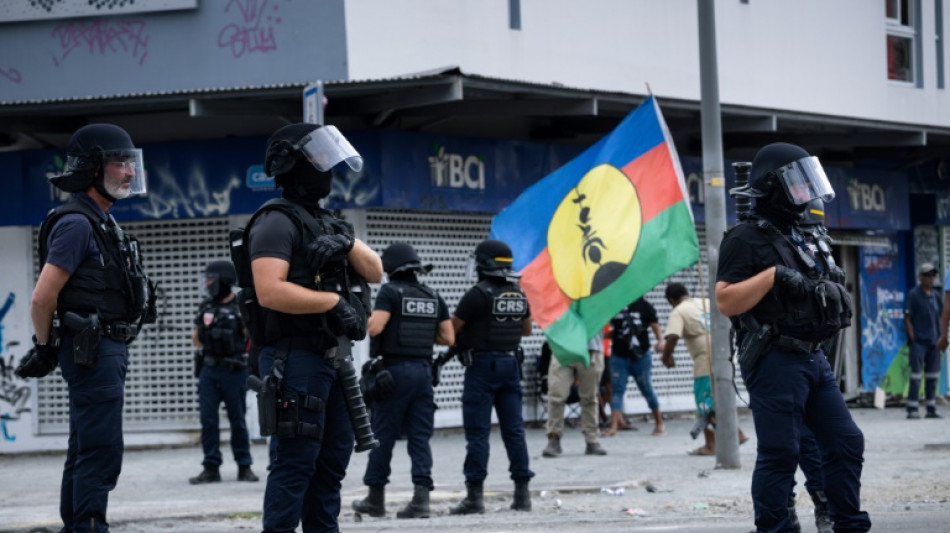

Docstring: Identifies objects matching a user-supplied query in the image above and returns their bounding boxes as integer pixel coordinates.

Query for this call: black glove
[327,296,366,341]
[774,265,811,299]
[306,234,354,270]
[15,342,59,379]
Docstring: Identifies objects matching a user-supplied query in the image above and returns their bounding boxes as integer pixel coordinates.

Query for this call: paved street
[2,406,949,532]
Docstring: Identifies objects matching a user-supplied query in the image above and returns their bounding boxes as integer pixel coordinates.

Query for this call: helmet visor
[102,148,147,195]
[295,125,363,173]
[775,156,834,205]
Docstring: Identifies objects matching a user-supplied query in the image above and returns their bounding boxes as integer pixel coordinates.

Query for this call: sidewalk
[1,406,948,532]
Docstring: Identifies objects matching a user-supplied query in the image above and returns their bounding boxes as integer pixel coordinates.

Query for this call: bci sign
[846,179,886,212]
[428,145,485,190]
[246,164,274,189]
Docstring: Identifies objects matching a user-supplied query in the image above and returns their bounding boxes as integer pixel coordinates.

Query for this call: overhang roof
[2,66,948,165]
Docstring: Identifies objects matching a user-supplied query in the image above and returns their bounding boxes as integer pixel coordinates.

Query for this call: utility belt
[772,335,823,354]
[467,347,524,367]
[382,355,431,366]
[101,321,138,342]
[273,335,334,357]
[59,311,137,367]
[203,355,247,370]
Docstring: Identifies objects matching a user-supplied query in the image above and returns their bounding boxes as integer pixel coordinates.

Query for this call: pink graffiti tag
[50,20,150,67]
[0,67,22,84]
[218,0,281,58]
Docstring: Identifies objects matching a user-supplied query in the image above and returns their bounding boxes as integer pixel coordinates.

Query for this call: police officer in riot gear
[716,143,870,532]
[449,239,534,515]
[352,242,454,519]
[189,260,258,485]
[16,123,155,533]
[245,122,383,533]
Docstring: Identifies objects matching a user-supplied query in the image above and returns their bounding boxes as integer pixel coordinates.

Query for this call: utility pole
[697,0,740,469]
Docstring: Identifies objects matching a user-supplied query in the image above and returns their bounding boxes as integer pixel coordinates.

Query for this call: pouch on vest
[815,281,852,335]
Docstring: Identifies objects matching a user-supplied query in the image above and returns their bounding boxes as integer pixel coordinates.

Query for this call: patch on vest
[493,293,527,320]
[203,311,215,327]
[402,297,437,317]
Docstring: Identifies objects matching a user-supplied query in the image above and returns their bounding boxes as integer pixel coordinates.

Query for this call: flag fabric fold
[490,95,699,367]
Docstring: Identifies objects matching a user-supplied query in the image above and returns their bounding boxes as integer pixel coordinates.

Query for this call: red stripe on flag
[622,142,683,224]
[521,247,571,329]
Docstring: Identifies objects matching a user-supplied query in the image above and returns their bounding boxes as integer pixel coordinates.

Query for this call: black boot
[352,485,386,517]
[511,479,531,511]
[450,481,484,515]
[787,491,801,532]
[189,465,221,485]
[238,465,259,482]
[810,490,834,533]
[396,485,430,519]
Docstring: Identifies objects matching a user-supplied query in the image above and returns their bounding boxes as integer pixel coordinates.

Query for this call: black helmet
[264,122,363,178]
[800,198,825,227]
[382,242,433,275]
[204,260,237,300]
[472,239,519,279]
[50,124,143,195]
[731,142,834,206]
[264,122,363,205]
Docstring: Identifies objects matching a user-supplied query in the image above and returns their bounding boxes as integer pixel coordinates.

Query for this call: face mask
[279,162,333,207]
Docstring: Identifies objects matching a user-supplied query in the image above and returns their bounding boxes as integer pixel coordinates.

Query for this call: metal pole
[697,0,740,469]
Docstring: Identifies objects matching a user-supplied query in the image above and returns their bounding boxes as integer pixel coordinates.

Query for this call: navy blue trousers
[461,351,534,483]
[260,346,354,533]
[741,347,871,533]
[58,335,128,533]
[798,425,824,496]
[197,364,252,468]
[907,340,940,413]
[363,359,435,489]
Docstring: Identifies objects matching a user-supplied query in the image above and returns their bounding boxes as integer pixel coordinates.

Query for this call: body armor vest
[740,217,844,342]
[38,198,148,324]
[198,299,246,359]
[377,281,439,359]
[241,198,357,346]
[458,280,528,352]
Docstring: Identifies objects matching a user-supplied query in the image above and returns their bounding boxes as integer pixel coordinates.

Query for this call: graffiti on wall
[1,67,22,84]
[218,0,280,58]
[49,19,151,66]
[859,244,906,390]
[131,168,243,219]
[0,292,29,442]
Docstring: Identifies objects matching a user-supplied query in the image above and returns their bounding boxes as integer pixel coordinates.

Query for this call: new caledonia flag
[490,95,699,366]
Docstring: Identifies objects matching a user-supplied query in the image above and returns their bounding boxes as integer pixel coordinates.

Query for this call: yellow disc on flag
[547,164,642,299]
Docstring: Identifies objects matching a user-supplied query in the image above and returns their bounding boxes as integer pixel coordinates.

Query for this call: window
[886,0,918,83]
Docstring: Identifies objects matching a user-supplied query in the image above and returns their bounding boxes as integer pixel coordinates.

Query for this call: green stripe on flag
[546,202,699,367]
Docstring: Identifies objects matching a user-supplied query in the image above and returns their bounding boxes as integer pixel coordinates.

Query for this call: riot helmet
[381,242,433,277]
[264,123,362,207]
[50,123,146,200]
[204,260,237,301]
[731,143,834,226]
[467,239,520,281]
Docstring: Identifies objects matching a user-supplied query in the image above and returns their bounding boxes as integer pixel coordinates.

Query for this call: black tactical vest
[38,198,146,323]
[741,218,842,342]
[242,198,349,346]
[377,281,440,359]
[197,299,246,359]
[458,280,528,352]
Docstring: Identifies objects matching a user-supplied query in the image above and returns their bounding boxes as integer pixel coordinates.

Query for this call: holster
[252,374,279,437]
[459,348,474,367]
[193,351,203,378]
[737,315,773,370]
[63,311,100,367]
